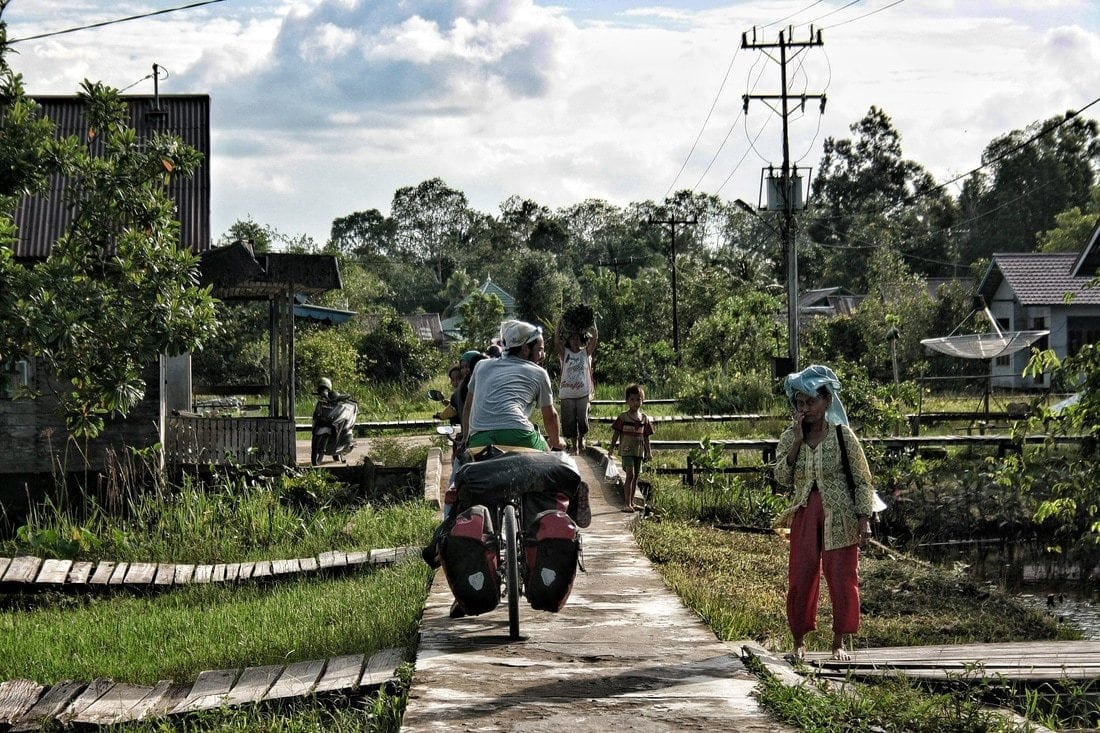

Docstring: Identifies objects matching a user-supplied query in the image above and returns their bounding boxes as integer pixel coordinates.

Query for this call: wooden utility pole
[741,26,825,373]
[648,215,697,364]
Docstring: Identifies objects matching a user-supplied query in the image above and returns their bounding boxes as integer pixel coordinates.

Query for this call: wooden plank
[361,648,404,688]
[108,562,130,585]
[222,665,283,706]
[173,564,195,584]
[345,551,371,566]
[270,558,300,576]
[299,557,318,573]
[223,563,240,582]
[192,564,214,584]
[211,564,227,583]
[116,679,174,724]
[135,682,189,720]
[10,680,84,731]
[88,561,116,585]
[317,551,347,570]
[68,561,94,585]
[251,560,272,579]
[370,548,397,565]
[263,660,325,700]
[0,679,45,725]
[0,557,10,578]
[313,654,364,694]
[154,564,176,585]
[236,562,255,580]
[124,562,157,585]
[74,682,158,725]
[170,668,240,714]
[2,556,43,584]
[36,558,73,584]
[57,678,114,724]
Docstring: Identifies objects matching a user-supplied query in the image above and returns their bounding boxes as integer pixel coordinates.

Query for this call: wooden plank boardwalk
[800,640,1100,682]
[0,647,403,730]
[0,547,418,592]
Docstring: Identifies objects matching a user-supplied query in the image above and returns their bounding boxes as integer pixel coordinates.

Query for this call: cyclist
[461,320,564,454]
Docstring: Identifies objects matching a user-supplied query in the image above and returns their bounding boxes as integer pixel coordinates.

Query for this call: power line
[8,0,226,44]
[823,0,907,30]
[663,46,742,200]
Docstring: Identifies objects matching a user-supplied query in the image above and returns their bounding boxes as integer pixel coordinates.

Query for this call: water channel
[913,540,1100,639]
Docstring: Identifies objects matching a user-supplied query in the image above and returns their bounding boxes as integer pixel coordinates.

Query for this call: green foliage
[1036,186,1100,252]
[683,290,783,373]
[458,290,504,349]
[675,368,774,414]
[598,335,677,390]
[356,311,440,387]
[1,77,220,438]
[295,326,360,396]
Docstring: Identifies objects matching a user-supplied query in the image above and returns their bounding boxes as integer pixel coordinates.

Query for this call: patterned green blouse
[774,421,875,550]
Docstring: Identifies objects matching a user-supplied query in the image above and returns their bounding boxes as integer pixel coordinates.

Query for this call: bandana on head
[500,320,542,348]
[783,364,849,426]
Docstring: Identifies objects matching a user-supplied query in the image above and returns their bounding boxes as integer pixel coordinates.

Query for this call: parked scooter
[311,392,358,466]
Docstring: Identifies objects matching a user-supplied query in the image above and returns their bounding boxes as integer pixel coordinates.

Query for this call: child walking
[608,383,654,512]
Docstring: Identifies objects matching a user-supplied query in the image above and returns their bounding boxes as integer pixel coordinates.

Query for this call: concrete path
[401,451,790,731]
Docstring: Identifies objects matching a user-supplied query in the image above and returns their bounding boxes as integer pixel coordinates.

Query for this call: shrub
[356,312,441,387]
[676,368,773,414]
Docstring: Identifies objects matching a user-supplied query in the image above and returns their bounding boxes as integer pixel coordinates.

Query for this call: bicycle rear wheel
[502,504,521,639]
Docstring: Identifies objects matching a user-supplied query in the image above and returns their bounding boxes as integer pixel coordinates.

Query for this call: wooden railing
[166,416,296,466]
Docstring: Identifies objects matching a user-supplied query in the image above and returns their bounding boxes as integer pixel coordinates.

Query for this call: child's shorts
[621,455,644,472]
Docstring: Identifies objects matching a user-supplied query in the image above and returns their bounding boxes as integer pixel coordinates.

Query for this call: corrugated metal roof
[979,252,1100,306]
[13,95,211,259]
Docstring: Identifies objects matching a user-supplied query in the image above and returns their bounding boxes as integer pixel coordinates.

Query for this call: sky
[5,0,1100,247]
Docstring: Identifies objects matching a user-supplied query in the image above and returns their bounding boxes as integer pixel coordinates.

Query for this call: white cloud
[6,0,1100,245]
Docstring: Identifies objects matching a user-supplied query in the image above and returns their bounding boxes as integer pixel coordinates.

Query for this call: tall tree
[390,177,473,284]
[328,208,395,261]
[807,106,952,288]
[958,114,1100,262]
[1036,186,1100,252]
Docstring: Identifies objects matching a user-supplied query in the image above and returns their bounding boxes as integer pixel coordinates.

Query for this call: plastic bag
[604,456,620,480]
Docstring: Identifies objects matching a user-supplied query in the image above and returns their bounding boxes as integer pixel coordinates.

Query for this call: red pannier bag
[524,509,580,612]
[440,505,500,616]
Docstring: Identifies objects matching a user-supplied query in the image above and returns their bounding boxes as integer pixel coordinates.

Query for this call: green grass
[0,564,431,685]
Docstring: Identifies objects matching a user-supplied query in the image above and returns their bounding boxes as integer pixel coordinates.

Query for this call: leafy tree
[958,114,1100,261]
[440,269,477,317]
[459,291,505,351]
[356,311,439,388]
[391,177,472,284]
[683,289,784,374]
[1036,186,1100,253]
[328,208,395,261]
[295,327,360,397]
[1,68,220,437]
[514,252,571,327]
[807,106,953,287]
[217,217,273,252]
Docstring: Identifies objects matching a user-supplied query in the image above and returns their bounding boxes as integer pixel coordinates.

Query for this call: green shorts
[467,428,548,452]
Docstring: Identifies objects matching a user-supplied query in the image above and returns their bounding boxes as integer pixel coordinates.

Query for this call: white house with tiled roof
[976,223,1100,388]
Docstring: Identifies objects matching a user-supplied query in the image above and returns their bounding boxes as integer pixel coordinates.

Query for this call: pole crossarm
[738,28,826,373]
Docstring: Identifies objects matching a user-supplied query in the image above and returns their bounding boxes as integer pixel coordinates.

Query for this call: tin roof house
[2,95,341,476]
[975,223,1100,388]
[440,276,517,340]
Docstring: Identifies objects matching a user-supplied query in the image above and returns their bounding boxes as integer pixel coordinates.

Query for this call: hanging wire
[119,65,169,93]
[662,46,743,200]
[8,0,226,44]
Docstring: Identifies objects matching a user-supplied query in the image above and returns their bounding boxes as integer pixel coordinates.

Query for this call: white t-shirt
[559,348,593,399]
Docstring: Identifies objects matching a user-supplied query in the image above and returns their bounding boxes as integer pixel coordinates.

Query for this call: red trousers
[786,489,861,638]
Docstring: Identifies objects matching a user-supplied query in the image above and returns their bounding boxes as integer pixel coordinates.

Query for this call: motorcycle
[310,393,358,466]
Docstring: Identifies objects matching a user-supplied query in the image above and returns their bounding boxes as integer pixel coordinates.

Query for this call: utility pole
[648,215,697,364]
[742,26,825,373]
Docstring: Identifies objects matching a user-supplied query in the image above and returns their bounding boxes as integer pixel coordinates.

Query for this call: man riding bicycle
[461,319,564,454]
